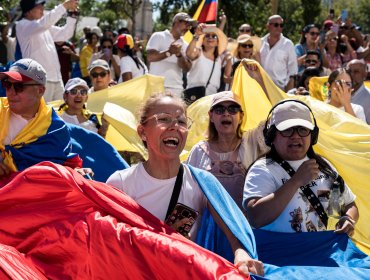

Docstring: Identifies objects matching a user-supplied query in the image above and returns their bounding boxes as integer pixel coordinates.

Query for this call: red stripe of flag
[198,0,218,23]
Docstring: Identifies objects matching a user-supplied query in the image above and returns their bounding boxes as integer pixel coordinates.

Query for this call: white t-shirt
[59,112,98,133]
[244,156,356,233]
[351,84,370,124]
[4,112,30,145]
[260,34,298,89]
[186,50,222,95]
[106,163,207,240]
[16,4,76,82]
[146,30,188,89]
[338,103,367,122]
[118,56,148,83]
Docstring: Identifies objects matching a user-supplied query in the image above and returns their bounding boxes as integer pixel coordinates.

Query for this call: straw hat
[196,25,228,55]
[232,34,262,57]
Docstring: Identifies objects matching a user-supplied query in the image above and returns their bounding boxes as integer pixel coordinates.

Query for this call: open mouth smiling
[163,137,179,147]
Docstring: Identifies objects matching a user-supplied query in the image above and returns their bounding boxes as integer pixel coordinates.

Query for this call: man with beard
[146,13,195,98]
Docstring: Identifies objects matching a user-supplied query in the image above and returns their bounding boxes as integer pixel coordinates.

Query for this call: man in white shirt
[260,15,298,91]
[347,59,370,124]
[16,0,78,102]
[146,13,194,98]
[0,58,80,179]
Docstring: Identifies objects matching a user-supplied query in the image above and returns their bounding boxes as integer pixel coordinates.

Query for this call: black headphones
[263,99,319,146]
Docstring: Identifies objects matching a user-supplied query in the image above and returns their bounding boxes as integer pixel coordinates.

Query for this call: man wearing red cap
[0,58,80,180]
[16,0,79,102]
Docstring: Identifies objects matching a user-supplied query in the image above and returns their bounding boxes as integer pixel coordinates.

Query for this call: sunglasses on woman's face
[67,88,88,96]
[205,34,218,40]
[212,105,242,115]
[91,71,108,78]
[240,43,253,49]
[102,45,112,49]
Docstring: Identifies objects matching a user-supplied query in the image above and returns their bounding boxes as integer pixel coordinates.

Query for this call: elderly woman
[185,24,231,103]
[327,68,366,121]
[106,92,264,277]
[58,78,108,137]
[187,91,269,209]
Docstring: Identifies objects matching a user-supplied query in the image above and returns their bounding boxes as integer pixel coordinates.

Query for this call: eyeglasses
[335,80,352,87]
[211,105,242,115]
[1,79,41,93]
[279,126,311,137]
[67,88,88,96]
[240,43,254,49]
[205,34,218,39]
[269,22,284,28]
[91,71,108,78]
[305,59,318,65]
[309,32,320,36]
[142,113,193,129]
[239,28,251,33]
[102,45,112,49]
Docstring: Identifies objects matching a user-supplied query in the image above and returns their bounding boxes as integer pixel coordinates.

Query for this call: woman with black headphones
[243,99,359,235]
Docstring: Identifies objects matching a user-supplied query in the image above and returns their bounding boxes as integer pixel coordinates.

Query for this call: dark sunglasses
[91,71,108,78]
[305,59,318,65]
[1,79,40,93]
[240,43,254,49]
[212,105,242,115]
[102,45,112,49]
[67,88,88,96]
[205,34,218,39]
[309,32,320,36]
[239,28,251,33]
[269,22,284,28]
[279,126,311,137]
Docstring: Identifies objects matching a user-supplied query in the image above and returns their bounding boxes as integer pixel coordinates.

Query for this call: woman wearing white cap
[187,91,269,209]
[58,77,107,137]
[185,24,232,103]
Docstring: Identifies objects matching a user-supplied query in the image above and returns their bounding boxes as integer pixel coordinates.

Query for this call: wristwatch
[165,51,171,57]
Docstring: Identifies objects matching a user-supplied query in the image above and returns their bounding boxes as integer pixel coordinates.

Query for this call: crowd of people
[0,0,369,278]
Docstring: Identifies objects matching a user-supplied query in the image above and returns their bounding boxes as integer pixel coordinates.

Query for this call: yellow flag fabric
[309,76,329,101]
[0,98,52,171]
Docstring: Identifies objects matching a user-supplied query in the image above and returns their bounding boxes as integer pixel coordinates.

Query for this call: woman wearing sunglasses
[187,91,269,209]
[326,68,366,122]
[185,24,231,102]
[107,92,264,277]
[295,24,327,74]
[58,78,108,137]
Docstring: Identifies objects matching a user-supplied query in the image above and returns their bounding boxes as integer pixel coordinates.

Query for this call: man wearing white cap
[16,0,79,102]
[146,13,195,97]
[0,58,80,179]
[243,100,358,235]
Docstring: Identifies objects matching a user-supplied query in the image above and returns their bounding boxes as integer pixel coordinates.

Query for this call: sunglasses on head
[309,31,320,36]
[67,88,88,96]
[239,28,251,33]
[205,34,218,39]
[212,104,242,115]
[240,43,254,49]
[1,79,40,93]
[91,71,108,78]
[269,22,284,28]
